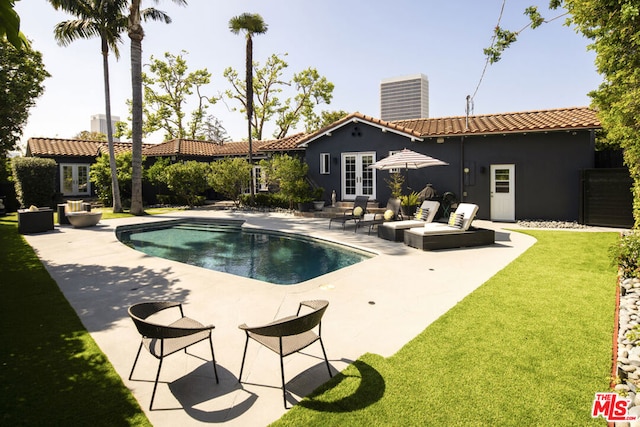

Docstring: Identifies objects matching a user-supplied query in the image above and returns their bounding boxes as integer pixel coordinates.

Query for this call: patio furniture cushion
[66,200,84,213]
[377,200,440,241]
[448,212,465,228]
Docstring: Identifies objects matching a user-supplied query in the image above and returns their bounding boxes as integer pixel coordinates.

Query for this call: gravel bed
[516,220,590,229]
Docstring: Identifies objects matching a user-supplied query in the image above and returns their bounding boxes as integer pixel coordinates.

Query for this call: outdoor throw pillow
[414,208,422,220]
[448,212,465,228]
[384,209,395,220]
[419,208,430,221]
[67,200,84,212]
[353,206,363,217]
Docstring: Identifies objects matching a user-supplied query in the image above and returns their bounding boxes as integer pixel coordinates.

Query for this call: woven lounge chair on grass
[238,300,332,409]
[128,301,219,410]
[354,198,402,234]
[329,195,369,230]
[377,200,441,241]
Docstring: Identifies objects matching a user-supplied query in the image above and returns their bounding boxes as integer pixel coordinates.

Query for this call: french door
[61,164,91,196]
[341,152,376,201]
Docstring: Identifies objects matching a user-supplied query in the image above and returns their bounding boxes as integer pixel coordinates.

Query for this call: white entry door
[61,164,91,196]
[490,164,515,221]
[342,152,376,201]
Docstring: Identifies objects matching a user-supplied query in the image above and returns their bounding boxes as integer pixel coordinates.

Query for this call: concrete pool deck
[24,210,554,426]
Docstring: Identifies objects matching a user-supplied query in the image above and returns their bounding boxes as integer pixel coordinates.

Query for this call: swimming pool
[116,219,374,285]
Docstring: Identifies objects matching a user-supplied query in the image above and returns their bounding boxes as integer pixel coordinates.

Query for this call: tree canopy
[224,53,336,140]
[0,38,49,155]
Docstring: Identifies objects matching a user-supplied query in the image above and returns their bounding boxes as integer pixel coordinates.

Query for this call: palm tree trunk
[128,1,144,215]
[246,35,255,202]
[101,36,123,213]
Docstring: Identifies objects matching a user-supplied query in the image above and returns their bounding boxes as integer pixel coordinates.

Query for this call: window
[320,153,330,174]
[254,165,268,191]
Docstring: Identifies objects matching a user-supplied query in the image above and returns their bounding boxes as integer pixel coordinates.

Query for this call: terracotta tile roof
[142,139,270,157]
[296,112,424,147]
[394,107,600,137]
[26,138,153,157]
[259,132,307,151]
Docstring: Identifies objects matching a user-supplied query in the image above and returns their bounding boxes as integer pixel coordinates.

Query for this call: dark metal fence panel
[581,168,633,228]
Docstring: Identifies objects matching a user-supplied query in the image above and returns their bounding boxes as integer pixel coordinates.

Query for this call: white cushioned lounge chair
[404,203,495,250]
[377,200,440,241]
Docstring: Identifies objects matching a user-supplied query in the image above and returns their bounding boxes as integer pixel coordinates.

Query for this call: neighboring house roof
[297,112,424,148]
[142,139,270,157]
[26,138,153,157]
[394,106,600,138]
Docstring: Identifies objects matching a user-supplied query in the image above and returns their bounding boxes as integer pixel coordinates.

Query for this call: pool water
[116,220,373,285]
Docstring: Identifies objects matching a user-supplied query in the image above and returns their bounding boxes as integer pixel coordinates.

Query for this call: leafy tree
[224,53,336,139]
[0,38,48,156]
[153,160,209,206]
[135,50,224,140]
[208,157,252,207]
[260,154,310,209]
[128,0,186,215]
[229,12,268,201]
[313,110,349,132]
[74,130,107,141]
[50,0,128,212]
[0,0,28,49]
[90,151,135,207]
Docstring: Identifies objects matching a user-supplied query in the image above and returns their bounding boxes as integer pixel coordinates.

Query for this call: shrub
[610,231,640,278]
[159,161,209,206]
[90,152,134,207]
[11,157,56,208]
[250,192,289,209]
[260,154,310,209]
[208,158,252,207]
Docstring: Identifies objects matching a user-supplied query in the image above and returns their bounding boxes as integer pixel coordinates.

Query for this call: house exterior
[26,107,619,223]
[298,107,601,222]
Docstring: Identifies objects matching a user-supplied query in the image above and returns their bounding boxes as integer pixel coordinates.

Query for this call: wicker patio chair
[354,197,402,234]
[238,300,332,409]
[128,301,219,410]
[329,195,369,230]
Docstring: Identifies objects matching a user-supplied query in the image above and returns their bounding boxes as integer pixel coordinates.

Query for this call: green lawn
[274,231,618,426]
[0,212,619,426]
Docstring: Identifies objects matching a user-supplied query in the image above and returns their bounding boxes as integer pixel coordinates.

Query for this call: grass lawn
[0,212,151,426]
[274,230,619,426]
[0,211,619,426]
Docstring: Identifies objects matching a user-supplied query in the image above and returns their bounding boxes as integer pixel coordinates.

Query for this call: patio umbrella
[369,148,448,190]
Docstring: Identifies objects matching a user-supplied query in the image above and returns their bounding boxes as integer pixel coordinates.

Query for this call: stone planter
[313,201,325,211]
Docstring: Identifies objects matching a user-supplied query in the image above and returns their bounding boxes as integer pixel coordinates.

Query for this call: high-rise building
[90,114,120,141]
[380,73,429,121]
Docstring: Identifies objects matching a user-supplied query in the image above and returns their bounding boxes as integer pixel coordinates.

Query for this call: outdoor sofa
[377,200,441,241]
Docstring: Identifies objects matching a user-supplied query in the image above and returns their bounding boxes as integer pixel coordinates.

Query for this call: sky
[15,0,602,148]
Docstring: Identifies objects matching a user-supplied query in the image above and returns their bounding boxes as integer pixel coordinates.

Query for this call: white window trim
[320,153,330,175]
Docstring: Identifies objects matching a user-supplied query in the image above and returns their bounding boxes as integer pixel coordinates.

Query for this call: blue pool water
[116,220,373,285]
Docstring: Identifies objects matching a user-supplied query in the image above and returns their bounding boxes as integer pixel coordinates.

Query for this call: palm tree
[50,0,128,213]
[128,0,186,215]
[229,12,268,202]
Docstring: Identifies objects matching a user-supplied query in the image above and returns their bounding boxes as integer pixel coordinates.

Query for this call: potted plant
[400,191,420,217]
[312,187,325,211]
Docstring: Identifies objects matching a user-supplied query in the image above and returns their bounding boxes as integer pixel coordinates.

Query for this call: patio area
[23,210,536,426]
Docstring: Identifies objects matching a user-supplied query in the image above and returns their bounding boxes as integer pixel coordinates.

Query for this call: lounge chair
[354,198,402,234]
[377,200,440,241]
[128,301,219,410]
[62,200,102,228]
[329,195,369,230]
[238,300,332,409]
[403,203,495,250]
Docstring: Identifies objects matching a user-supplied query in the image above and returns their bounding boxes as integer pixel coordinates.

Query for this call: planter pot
[297,202,313,212]
[313,201,325,211]
[402,205,418,218]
